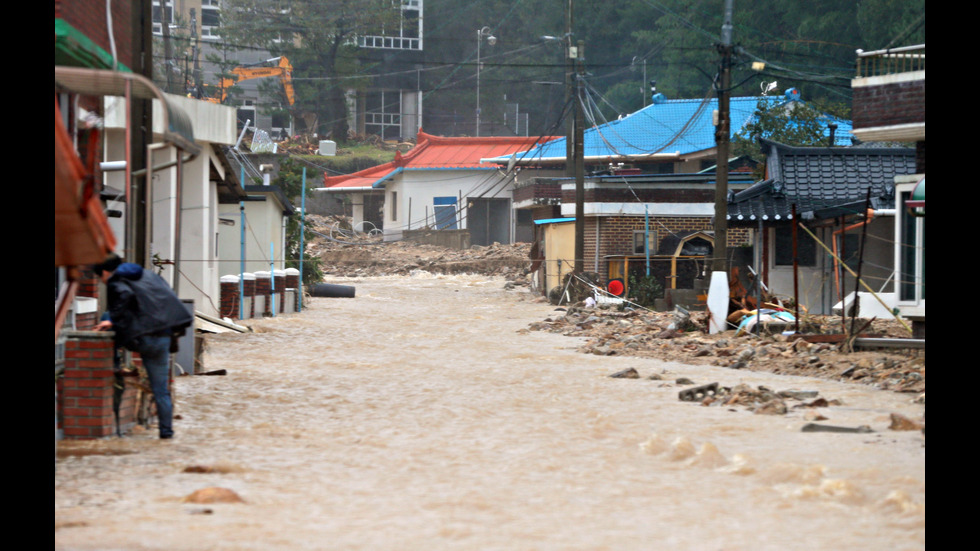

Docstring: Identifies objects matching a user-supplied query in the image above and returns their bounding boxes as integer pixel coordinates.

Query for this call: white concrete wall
[217,192,288,275]
[382,169,513,241]
[764,218,895,316]
[102,94,237,318]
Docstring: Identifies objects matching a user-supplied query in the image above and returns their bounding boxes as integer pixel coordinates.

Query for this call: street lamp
[476,26,496,137]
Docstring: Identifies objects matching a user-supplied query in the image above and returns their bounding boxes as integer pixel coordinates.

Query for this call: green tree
[731,97,850,176]
[273,158,324,288]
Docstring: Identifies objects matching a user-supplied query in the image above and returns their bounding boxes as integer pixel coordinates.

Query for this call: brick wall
[55,0,134,69]
[59,331,140,439]
[852,79,925,130]
[569,188,715,204]
[584,215,751,283]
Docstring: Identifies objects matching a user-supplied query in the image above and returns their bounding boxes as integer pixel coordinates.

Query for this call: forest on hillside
[170,0,925,141]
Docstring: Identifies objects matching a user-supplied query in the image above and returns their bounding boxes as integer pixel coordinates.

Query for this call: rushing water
[55,273,925,551]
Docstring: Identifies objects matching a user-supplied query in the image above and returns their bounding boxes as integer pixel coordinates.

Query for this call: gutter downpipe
[270,242,276,316]
[299,167,306,312]
[239,202,245,318]
[144,142,169,274]
[645,205,650,276]
[125,80,134,262]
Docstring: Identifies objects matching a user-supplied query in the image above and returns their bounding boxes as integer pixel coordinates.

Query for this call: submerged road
[55,273,925,550]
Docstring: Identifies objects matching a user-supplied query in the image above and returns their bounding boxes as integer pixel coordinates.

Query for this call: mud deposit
[55,274,925,551]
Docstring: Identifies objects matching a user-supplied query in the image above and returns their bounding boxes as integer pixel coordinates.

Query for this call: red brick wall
[852,79,925,130]
[58,331,143,439]
[55,0,134,69]
[59,332,118,439]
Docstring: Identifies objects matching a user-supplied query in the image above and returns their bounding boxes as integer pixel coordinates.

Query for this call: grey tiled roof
[726,139,916,225]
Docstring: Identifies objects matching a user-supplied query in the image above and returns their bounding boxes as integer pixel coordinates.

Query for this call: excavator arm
[204,56,295,106]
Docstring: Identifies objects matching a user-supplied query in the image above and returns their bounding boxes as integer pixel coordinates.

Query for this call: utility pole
[707,0,734,333]
[564,0,574,177]
[130,0,153,266]
[573,39,585,275]
[190,8,202,99]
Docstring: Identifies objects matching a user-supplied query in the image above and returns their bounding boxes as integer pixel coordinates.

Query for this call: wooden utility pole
[564,0,574,177]
[573,40,585,275]
[713,0,733,273]
[707,0,734,333]
[130,0,153,266]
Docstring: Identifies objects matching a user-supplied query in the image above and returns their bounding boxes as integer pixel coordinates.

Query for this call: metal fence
[856,44,925,78]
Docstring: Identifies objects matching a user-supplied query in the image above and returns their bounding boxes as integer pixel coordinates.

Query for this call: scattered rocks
[524,302,923,394]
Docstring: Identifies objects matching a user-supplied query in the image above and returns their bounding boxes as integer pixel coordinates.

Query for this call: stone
[753,399,788,415]
[888,413,924,431]
[182,487,245,504]
[610,368,640,379]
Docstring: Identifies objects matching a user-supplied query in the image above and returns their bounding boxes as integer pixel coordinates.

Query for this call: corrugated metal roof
[486,91,854,164]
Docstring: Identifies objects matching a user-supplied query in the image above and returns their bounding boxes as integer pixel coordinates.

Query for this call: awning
[55,99,116,267]
[534,217,575,225]
[54,66,200,158]
[55,18,131,72]
[906,176,925,209]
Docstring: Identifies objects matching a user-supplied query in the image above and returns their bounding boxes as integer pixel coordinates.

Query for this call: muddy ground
[307,215,925,402]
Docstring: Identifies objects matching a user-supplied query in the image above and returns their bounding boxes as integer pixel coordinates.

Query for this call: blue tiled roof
[726,139,915,224]
[490,90,853,163]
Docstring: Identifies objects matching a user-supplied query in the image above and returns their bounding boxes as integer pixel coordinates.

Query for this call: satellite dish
[761,81,777,95]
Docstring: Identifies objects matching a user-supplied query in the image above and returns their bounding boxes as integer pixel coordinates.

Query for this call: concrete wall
[764,218,895,316]
[217,191,289,276]
[102,95,237,318]
[383,169,514,242]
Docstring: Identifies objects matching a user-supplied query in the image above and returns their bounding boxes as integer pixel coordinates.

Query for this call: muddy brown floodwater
[55,273,925,551]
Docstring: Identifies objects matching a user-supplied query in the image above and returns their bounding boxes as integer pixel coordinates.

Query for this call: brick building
[850,44,925,336]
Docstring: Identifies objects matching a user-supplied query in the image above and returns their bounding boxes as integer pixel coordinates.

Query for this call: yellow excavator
[203,56,295,106]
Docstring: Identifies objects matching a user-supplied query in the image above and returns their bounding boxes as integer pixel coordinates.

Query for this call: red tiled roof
[322,131,556,189]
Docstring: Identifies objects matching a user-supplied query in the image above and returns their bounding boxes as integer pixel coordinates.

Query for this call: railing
[856,44,925,78]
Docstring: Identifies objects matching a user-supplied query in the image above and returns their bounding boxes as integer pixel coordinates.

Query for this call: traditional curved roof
[726,139,916,224]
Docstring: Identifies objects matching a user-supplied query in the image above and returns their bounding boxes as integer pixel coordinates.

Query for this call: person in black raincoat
[95,254,193,439]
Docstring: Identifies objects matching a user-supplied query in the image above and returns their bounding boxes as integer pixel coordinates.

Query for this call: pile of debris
[306,214,533,279]
[521,301,925,396]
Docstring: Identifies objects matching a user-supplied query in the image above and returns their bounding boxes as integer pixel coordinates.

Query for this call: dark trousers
[135,335,174,438]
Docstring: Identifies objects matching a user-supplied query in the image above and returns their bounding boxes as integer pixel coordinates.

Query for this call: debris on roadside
[527,302,923,395]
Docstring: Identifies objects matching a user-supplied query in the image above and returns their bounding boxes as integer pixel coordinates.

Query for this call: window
[433,197,458,230]
[774,226,816,266]
[358,0,423,50]
[151,1,174,36]
[633,230,656,255]
[365,90,403,140]
[201,0,222,40]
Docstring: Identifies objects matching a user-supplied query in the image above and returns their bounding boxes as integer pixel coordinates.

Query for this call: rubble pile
[522,302,925,395]
[306,214,533,279]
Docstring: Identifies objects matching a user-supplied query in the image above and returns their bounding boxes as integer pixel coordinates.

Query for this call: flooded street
[55,273,925,550]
